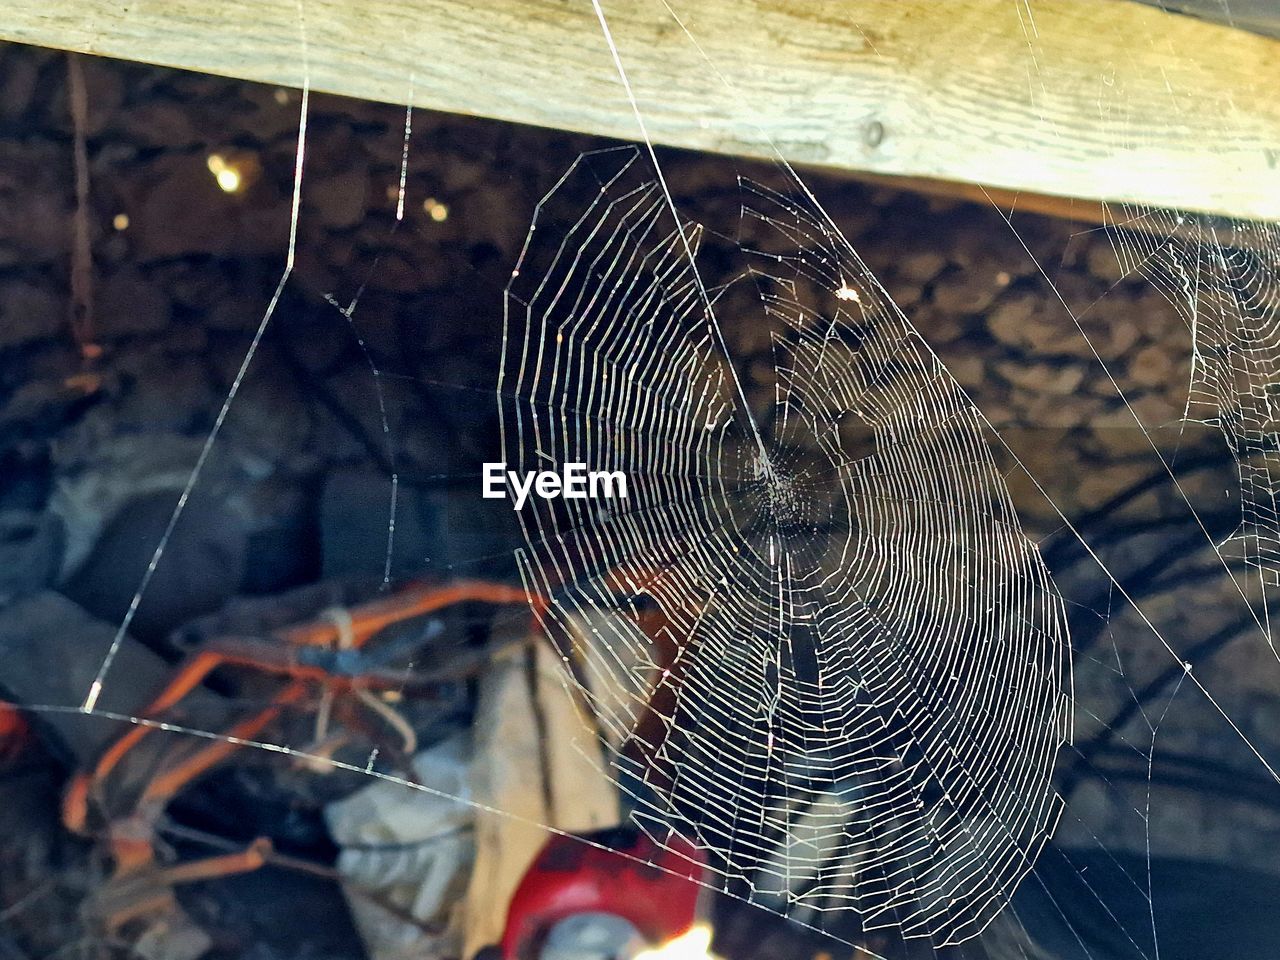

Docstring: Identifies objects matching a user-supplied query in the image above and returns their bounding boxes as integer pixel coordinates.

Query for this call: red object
[501,826,707,960]
[0,702,29,761]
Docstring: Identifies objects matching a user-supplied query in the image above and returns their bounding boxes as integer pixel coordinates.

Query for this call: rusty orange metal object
[64,580,542,837]
[275,579,538,647]
[140,681,307,807]
[93,837,275,930]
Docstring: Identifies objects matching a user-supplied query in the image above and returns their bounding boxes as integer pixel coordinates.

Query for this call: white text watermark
[483,462,628,510]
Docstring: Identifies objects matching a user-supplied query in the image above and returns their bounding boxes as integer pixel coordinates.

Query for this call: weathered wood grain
[465,637,619,954]
[4,0,1277,220]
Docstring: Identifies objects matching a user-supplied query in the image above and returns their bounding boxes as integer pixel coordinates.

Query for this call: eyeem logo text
[483,462,628,510]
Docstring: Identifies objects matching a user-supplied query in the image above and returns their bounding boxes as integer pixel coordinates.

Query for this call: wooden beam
[4,0,1279,221]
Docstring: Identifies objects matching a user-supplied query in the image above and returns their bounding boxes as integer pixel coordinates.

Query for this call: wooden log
[464,635,619,956]
[4,0,1278,220]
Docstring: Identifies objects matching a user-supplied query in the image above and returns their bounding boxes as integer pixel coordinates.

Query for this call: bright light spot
[273,87,291,105]
[996,270,1012,286]
[423,197,449,222]
[112,213,130,231]
[207,153,244,194]
[835,283,860,302]
[635,925,719,960]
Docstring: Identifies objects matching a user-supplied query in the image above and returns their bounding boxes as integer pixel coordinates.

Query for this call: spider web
[1103,209,1280,619]
[501,145,1073,946]
[5,2,1280,960]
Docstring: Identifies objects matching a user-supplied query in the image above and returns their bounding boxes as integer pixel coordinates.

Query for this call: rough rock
[221,366,316,469]
[133,155,235,260]
[94,270,171,338]
[0,374,98,434]
[1085,236,1128,283]
[0,590,215,761]
[236,84,307,140]
[320,467,441,579]
[60,480,310,639]
[997,359,1086,396]
[898,250,947,285]
[111,351,215,432]
[310,166,369,230]
[0,510,64,603]
[1080,301,1143,362]
[1128,343,1177,388]
[155,259,234,310]
[0,282,64,350]
[0,141,72,263]
[207,294,264,332]
[0,46,40,121]
[117,98,203,149]
[932,268,1001,316]
[988,293,1077,354]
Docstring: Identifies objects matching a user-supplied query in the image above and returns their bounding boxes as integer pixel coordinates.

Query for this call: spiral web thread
[500,146,1074,947]
[1104,210,1280,601]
